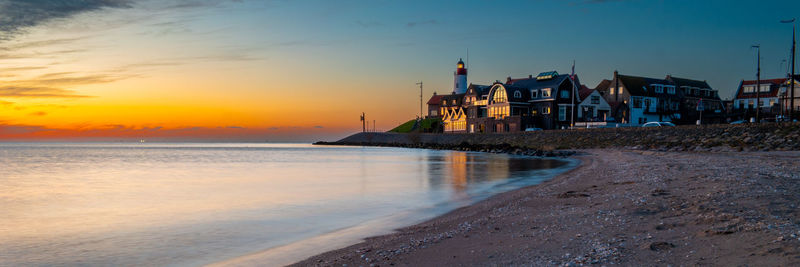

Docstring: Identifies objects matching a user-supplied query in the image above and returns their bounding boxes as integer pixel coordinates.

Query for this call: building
[731,78,785,121]
[504,72,580,130]
[577,85,611,122]
[426,92,444,118]
[665,75,725,124]
[778,74,800,118]
[600,71,681,124]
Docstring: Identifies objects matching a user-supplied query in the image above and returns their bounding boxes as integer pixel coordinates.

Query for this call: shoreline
[290,148,800,266]
[213,150,580,267]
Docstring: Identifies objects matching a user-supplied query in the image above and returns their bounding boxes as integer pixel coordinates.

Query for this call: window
[748,100,754,108]
[760,84,771,92]
[654,85,663,94]
[666,86,675,94]
[452,100,456,105]
[531,89,539,98]
[542,106,551,114]
[542,88,551,97]
[492,88,508,104]
[560,89,570,99]
[610,87,615,95]
[632,97,642,108]
[644,99,652,110]
[513,90,522,98]
[591,96,600,104]
[442,100,446,105]
[559,106,567,121]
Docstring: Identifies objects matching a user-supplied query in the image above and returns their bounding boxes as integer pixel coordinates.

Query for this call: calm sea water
[0,143,576,266]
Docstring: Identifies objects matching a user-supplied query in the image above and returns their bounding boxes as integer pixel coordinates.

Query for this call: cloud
[0,86,90,98]
[0,0,133,40]
[314,125,324,129]
[406,19,438,28]
[28,111,47,116]
[356,20,383,28]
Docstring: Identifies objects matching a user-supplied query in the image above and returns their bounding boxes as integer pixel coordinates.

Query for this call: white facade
[577,90,611,121]
[629,96,666,124]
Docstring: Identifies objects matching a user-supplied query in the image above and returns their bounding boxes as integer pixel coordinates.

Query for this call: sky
[0,0,798,142]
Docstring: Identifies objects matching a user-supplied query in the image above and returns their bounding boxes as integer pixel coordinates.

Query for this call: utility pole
[373,120,376,132]
[753,45,761,123]
[360,112,365,132]
[570,60,576,128]
[417,82,423,121]
[782,18,797,120]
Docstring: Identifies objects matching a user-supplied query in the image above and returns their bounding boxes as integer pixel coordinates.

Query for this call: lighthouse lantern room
[453,58,467,94]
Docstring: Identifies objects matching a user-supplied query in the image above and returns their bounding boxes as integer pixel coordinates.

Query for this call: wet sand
[291,149,800,266]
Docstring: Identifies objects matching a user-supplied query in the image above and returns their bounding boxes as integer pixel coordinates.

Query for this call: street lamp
[781,18,796,120]
[752,45,761,123]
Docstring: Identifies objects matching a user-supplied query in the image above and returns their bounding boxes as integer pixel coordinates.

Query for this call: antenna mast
[417,82,423,121]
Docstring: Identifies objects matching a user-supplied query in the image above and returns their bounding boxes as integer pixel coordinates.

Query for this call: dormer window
[542,88,552,97]
[653,84,663,94]
[666,86,675,94]
[513,90,522,98]
[531,89,539,98]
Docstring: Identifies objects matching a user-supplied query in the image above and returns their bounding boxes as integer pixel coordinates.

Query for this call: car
[524,127,543,132]
[729,120,747,124]
[641,122,675,127]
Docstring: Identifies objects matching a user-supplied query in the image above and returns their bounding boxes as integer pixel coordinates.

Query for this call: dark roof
[579,88,594,100]
[426,94,444,105]
[594,79,611,91]
[617,74,674,97]
[667,76,712,89]
[507,74,571,90]
[440,93,466,106]
[466,84,491,96]
[502,85,530,102]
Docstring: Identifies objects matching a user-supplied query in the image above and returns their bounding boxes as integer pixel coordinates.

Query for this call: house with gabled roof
[666,75,725,124]
[505,71,580,129]
[577,84,611,122]
[599,71,681,124]
[731,78,786,121]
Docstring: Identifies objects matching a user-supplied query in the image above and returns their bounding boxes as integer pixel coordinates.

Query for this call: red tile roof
[426,94,444,105]
[735,78,787,99]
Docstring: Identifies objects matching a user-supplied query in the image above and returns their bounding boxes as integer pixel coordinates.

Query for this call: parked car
[641,122,675,127]
[729,120,747,124]
[524,127,543,132]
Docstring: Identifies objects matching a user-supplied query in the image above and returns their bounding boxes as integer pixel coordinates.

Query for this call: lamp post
[752,45,761,123]
[781,18,796,120]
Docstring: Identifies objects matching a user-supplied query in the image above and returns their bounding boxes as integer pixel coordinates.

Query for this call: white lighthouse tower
[453,58,467,94]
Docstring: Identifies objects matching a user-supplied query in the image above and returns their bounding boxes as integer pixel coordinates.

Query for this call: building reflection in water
[425,150,567,202]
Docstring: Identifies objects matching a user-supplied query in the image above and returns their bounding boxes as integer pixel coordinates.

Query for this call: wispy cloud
[356,20,383,28]
[28,111,47,116]
[406,19,438,28]
[0,0,133,40]
[0,86,90,98]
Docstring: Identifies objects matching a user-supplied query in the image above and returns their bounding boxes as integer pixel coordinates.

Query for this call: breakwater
[316,123,800,153]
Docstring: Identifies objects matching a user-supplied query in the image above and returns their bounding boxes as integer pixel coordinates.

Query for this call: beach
[292,149,800,266]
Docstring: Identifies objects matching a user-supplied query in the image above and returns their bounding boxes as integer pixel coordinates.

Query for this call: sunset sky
[0,0,798,141]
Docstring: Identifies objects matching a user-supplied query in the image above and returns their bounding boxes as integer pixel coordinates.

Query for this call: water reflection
[0,143,573,267]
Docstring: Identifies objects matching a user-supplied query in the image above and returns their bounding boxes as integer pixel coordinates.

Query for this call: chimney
[614,70,619,103]
[506,76,512,84]
[528,74,533,79]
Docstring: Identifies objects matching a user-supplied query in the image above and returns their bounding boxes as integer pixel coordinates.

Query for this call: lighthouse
[453,58,467,94]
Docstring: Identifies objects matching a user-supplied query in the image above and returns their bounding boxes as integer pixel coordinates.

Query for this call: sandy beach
[292,149,800,266]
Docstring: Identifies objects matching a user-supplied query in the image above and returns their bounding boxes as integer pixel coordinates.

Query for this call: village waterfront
[0,143,574,266]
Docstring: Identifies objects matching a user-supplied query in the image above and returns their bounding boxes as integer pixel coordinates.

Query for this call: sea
[0,143,577,266]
